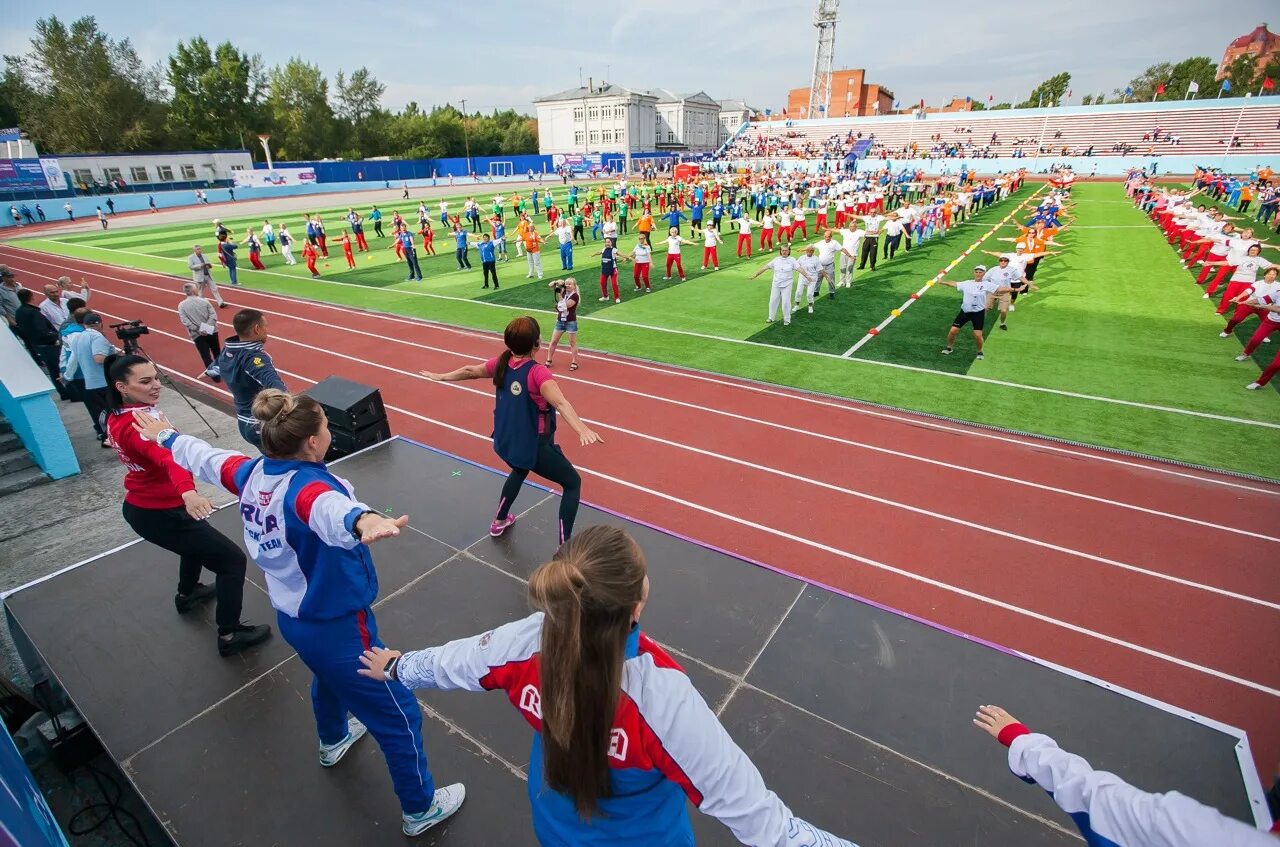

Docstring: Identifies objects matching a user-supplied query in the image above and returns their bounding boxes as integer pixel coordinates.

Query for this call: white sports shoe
[1236,354,1250,361]
[403,784,466,836]
[1220,332,1230,338]
[1245,382,1261,390]
[318,717,368,767]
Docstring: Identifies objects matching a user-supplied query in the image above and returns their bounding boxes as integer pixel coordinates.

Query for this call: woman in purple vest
[420,316,600,545]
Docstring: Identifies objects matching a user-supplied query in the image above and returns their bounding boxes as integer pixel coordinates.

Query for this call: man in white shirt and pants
[187,245,226,308]
[794,245,823,313]
[750,244,813,326]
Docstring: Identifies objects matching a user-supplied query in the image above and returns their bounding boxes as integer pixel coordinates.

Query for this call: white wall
[537,97,657,154]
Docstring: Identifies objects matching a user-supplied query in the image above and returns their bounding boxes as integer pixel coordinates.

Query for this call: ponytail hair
[528,526,647,818]
[104,354,151,411]
[492,316,541,388]
[252,389,325,458]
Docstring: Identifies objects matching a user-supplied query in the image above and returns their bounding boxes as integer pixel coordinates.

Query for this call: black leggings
[883,234,902,260]
[496,439,582,543]
[482,260,499,287]
[122,501,247,633]
[456,246,471,269]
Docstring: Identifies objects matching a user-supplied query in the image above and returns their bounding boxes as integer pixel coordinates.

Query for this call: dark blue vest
[493,360,555,470]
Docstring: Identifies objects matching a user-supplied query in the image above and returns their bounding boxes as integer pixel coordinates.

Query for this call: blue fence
[259,152,677,182]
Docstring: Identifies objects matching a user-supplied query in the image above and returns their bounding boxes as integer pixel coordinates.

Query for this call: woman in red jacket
[104,353,271,657]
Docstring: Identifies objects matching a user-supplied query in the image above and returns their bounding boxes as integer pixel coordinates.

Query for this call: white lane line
[17,253,1280,511]
[843,188,1045,356]
[100,312,1278,699]
[82,288,1280,612]
[11,242,1280,431]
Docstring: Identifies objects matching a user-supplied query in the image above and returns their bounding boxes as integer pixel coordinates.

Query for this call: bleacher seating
[715,102,1280,162]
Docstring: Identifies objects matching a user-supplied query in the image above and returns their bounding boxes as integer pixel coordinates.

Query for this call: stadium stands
[716,101,1280,162]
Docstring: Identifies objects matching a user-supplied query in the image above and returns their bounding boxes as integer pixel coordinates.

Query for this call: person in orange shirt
[1238,184,1255,215]
[637,211,655,239]
[515,216,530,257]
[523,226,545,279]
[1258,166,1273,187]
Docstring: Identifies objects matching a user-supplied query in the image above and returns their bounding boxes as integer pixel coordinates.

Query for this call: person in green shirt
[572,210,586,244]
[590,208,603,241]
[616,200,629,234]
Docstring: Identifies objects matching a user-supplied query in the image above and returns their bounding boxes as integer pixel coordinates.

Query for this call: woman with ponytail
[132,389,464,836]
[104,354,271,657]
[359,525,858,847]
[420,315,601,544]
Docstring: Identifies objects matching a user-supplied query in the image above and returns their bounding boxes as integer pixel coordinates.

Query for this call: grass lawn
[11,181,1280,478]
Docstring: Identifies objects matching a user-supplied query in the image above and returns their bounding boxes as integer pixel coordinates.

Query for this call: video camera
[110,320,150,354]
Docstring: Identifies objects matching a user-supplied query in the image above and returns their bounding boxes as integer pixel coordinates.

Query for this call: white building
[534,82,725,155]
[52,150,253,189]
[717,99,760,145]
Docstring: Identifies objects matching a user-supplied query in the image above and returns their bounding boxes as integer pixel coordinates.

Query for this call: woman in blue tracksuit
[131,389,465,837]
[452,223,472,270]
[357,525,859,847]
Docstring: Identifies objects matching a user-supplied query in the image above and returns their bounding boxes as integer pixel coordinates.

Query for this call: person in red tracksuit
[340,231,356,269]
[303,240,321,278]
[243,228,266,270]
[103,353,271,657]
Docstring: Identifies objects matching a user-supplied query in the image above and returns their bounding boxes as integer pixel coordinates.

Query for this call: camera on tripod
[109,320,150,354]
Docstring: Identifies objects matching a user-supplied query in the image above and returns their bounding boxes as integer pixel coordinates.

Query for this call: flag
[1155,83,1165,94]
[987,94,993,104]
[873,101,880,112]
[782,107,788,116]
[764,108,772,116]
[818,104,825,112]
[798,106,807,116]
[893,100,900,109]
[964,95,971,102]
[1067,88,1073,99]
[1124,86,1133,96]
[1187,80,1199,93]
[1264,77,1276,90]
[1221,79,1232,92]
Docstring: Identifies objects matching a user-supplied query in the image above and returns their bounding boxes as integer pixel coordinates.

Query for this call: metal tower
[807,0,840,119]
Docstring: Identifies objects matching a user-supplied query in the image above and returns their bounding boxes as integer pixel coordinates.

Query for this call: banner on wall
[40,158,64,190]
[0,159,52,190]
[232,168,317,188]
[552,153,602,174]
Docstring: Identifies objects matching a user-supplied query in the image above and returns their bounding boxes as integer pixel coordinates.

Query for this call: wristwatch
[384,655,400,681]
[155,428,177,446]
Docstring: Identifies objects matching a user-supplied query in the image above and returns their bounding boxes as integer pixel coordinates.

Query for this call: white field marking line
[109,317,1279,699]
[14,242,1280,431]
[843,188,1046,356]
[88,293,1280,612]
[65,268,1280,541]
[12,249,1280,499]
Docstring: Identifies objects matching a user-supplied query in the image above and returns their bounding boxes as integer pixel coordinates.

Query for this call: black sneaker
[218,623,273,657]
[175,583,217,614]
[998,323,1008,331]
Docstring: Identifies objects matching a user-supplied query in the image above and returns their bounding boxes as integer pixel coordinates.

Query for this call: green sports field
[12,181,1280,478]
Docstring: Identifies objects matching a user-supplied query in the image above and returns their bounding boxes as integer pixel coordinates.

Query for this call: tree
[1222,55,1258,96]
[500,121,537,155]
[1256,55,1280,96]
[991,102,1012,110]
[167,38,262,151]
[7,15,166,152]
[334,67,384,125]
[1018,73,1071,108]
[263,58,335,160]
[1081,94,1094,106]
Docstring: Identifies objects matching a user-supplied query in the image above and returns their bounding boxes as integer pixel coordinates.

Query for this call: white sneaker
[808,305,814,314]
[1220,332,1230,338]
[663,276,671,280]
[599,296,608,302]
[1203,293,1210,299]
[614,297,621,303]
[1008,304,1016,312]
[1245,382,1261,390]
[940,347,953,355]
[1236,354,1250,361]
[402,784,466,836]
[318,717,368,767]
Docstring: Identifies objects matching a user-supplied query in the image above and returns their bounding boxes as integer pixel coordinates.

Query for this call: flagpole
[1221,102,1247,170]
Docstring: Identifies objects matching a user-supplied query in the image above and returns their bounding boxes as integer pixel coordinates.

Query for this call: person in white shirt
[602,217,619,242]
[701,226,723,270]
[979,254,1044,330]
[882,215,905,261]
[630,239,654,291]
[794,245,823,313]
[277,225,297,265]
[1203,233,1273,310]
[186,245,226,308]
[749,244,813,326]
[1222,261,1278,340]
[792,205,808,240]
[937,265,1015,360]
[734,216,754,258]
[39,278,90,329]
[760,213,776,252]
[811,231,854,299]
[663,228,694,281]
[838,225,865,288]
[777,209,792,246]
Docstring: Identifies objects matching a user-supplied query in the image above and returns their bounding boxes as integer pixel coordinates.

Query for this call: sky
[3,1,1276,115]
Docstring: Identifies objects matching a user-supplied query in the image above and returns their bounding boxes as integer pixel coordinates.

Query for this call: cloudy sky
[4,1,1275,113]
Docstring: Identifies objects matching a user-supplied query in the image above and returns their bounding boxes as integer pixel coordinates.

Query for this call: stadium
[0,4,1277,846]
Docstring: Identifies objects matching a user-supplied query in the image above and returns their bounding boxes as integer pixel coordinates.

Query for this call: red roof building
[1217,23,1280,79]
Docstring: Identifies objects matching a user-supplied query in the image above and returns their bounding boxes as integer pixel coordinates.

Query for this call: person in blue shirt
[711,200,725,232]
[218,309,289,447]
[665,207,688,235]
[217,235,239,286]
[689,201,705,236]
[567,185,579,214]
[398,227,423,281]
[369,206,384,238]
[532,189,540,214]
[473,233,500,289]
[452,223,472,270]
[67,311,118,446]
[492,217,508,262]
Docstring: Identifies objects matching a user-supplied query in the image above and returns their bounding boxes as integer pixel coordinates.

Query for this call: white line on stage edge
[8,242,1278,431]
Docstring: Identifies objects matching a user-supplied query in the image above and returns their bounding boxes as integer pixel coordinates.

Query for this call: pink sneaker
[489,515,517,537]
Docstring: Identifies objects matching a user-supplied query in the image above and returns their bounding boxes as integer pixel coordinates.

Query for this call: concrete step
[0,418,12,434]
[0,448,34,476]
[0,431,17,451]
[0,466,50,497]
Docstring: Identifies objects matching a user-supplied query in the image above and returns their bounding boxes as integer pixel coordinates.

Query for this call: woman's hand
[355,512,409,544]
[132,410,174,442]
[357,646,402,680]
[578,427,603,447]
[181,490,215,521]
[418,370,443,381]
[973,704,1020,740]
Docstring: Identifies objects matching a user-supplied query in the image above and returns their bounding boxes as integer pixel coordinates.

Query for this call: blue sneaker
[318,717,367,767]
[402,784,466,836]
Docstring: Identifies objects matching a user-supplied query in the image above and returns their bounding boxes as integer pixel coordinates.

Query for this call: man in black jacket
[15,288,70,400]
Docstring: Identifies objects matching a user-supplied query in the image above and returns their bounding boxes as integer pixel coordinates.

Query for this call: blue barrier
[0,329,79,480]
[0,722,69,847]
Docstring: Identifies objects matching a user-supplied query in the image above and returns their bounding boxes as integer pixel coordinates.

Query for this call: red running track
[5,245,1279,777]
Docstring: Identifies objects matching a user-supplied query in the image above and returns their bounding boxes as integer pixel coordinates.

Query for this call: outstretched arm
[419,363,489,382]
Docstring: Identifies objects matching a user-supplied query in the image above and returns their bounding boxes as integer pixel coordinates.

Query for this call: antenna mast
[808,0,840,119]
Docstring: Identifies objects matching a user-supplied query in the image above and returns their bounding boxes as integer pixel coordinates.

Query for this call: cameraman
[66,311,117,446]
[217,309,287,448]
[177,283,221,380]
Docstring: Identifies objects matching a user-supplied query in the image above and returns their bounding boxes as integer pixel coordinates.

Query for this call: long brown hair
[252,389,325,458]
[528,526,647,818]
[492,316,541,388]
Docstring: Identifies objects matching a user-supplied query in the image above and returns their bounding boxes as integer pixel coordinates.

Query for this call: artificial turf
[11,181,1280,478]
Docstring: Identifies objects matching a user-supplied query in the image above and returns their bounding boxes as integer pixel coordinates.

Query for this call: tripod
[129,340,220,438]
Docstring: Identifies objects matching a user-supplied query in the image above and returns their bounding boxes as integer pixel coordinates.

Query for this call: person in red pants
[1233,272,1280,361]
[1199,227,1270,293]
[340,231,357,269]
[701,226,722,270]
[1247,347,1280,389]
[420,220,437,256]
[313,216,329,257]
[302,240,320,279]
[734,215,754,258]
[596,238,620,303]
[1190,223,1238,285]
[663,228,694,281]
[1206,247,1274,313]
[627,237,652,292]
[390,225,404,260]
[243,228,266,270]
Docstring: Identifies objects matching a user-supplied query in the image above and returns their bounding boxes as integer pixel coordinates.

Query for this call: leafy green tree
[263,59,335,160]
[167,38,262,150]
[1221,55,1258,95]
[991,102,1012,110]
[1256,55,1280,95]
[1018,72,1071,108]
[1081,94,1094,106]
[334,67,385,126]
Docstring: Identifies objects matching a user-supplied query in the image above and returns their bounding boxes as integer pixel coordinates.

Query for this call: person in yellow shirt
[1239,183,1255,215]
[515,216,531,258]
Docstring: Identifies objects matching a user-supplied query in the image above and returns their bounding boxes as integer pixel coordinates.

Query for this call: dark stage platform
[3,437,1266,845]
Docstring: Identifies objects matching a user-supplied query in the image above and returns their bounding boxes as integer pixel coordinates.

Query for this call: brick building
[785,69,895,118]
[1217,23,1280,79]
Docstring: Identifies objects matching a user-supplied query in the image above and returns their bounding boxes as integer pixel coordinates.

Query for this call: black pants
[456,246,472,269]
[470,216,481,233]
[1239,200,1251,214]
[122,501,246,633]
[883,234,902,260]
[82,386,108,439]
[374,221,384,238]
[32,345,69,399]
[194,334,221,369]
[264,239,277,253]
[858,236,879,270]
[573,224,585,244]
[619,218,628,233]
[497,439,582,543]
[482,260,498,288]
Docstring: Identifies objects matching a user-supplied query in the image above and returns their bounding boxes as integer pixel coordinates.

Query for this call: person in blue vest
[664,206,688,236]
[711,199,725,232]
[217,235,239,286]
[132,390,466,837]
[452,223,472,270]
[689,200,705,236]
[398,227,423,281]
[531,189,540,215]
[419,316,600,545]
[472,232,500,289]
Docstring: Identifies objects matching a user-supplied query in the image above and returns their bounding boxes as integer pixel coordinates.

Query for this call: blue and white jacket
[395,613,857,847]
[1001,726,1274,847]
[162,432,377,620]
[216,337,287,427]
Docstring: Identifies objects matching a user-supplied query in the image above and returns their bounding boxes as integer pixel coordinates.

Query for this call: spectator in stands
[15,289,69,400]
[358,525,858,847]
[66,311,116,446]
[974,704,1276,845]
[217,308,288,448]
[178,283,222,381]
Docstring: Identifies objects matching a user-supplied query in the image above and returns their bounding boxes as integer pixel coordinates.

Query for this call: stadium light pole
[459,99,473,176]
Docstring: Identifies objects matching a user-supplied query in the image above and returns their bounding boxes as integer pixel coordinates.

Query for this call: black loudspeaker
[303,376,391,459]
